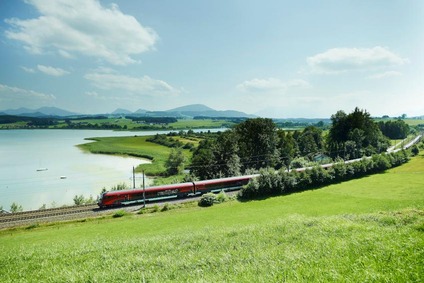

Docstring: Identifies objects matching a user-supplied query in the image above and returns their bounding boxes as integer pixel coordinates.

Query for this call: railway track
[0,204,100,229]
[0,195,205,229]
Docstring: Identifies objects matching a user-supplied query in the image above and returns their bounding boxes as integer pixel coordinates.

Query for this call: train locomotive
[97,175,257,208]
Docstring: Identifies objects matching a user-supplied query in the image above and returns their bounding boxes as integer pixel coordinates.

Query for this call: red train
[97,175,257,208]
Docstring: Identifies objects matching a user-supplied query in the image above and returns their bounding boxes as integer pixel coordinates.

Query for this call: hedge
[238,150,410,200]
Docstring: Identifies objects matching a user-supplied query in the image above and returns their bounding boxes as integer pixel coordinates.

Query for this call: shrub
[161,203,171,212]
[238,178,260,199]
[10,202,23,213]
[411,145,419,156]
[198,193,217,207]
[216,190,229,203]
[112,210,128,218]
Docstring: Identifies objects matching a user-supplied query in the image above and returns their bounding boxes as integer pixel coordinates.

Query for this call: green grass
[1,155,423,282]
[169,119,233,129]
[78,135,192,175]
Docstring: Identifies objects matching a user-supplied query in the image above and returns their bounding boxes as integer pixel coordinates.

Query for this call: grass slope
[1,155,423,282]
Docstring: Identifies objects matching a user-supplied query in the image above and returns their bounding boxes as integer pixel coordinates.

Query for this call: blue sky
[0,0,423,118]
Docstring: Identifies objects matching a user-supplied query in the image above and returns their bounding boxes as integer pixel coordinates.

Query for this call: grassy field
[78,135,193,176]
[1,155,423,282]
[0,117,233,130]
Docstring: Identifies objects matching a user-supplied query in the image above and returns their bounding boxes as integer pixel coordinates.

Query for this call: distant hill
[164,104,255,118]
[167,104,215,112]
[111,108,132,115]
[1,104,254,118]
[134,108,149,114]
[1,107,78,117]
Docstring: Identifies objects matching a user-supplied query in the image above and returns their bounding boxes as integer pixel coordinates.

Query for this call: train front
[97,192,106,208]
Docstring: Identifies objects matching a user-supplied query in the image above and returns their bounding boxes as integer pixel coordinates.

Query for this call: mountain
[134,108,149,114]
[1,104,254,118]
[1,107,78,117]
[164,104,254,118]
[37,107,77,116]
[2,107,34,116]
[111,108,132,115]
[167,104,215,112]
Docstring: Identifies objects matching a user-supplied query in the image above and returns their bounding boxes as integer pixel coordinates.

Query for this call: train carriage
[97,175,258,208]
[98,182,195,207]
[194,175,256,194]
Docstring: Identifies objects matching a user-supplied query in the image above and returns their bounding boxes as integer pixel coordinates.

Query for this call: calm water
[0,129,190,211]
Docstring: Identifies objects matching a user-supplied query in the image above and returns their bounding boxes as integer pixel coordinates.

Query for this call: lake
[0,129,221,211]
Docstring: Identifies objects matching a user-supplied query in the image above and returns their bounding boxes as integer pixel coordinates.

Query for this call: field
[1,153,423,281]
[0,117,234,130]
[78,135,193,176]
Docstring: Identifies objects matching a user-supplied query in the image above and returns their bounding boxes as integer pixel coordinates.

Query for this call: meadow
[78,135,193,176]
[0,154,423,282]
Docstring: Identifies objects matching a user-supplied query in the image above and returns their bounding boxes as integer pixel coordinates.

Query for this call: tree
[296,126,324,158]
[190,139,216,179]
[165,148,186,176]
[327,107,389,159]
[276,130,298,170]
[234,118,279,171]
[10,202,23,213]
[190,131,241,179]
[212,131,241,177]
[378,120,409,139]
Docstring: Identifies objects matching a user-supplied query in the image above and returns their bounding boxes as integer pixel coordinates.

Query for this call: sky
[0,0,423,118]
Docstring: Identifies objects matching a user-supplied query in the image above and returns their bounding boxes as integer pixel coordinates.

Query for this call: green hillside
[1,154,423,282]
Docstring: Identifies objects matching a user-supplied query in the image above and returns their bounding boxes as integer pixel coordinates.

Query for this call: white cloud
[21,66,36,73]
[37,65,70,76]
[307,47,407,74]
[0,84,56,107]
[368,71,402,80]
[5,0,157,65]
[237,78,310,92]
[84,71,180,96]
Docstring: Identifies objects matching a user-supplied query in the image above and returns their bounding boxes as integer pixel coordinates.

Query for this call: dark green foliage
[327,108,390,159]
[112,210,127,218]
[276,130,298,169]
[235,118,279,171]
[127,117,177,124]
[378,120,409,139]
[239,151,411,200]
[411,145,419,156]
[296,126,324,158]
[190,131,241,179]
[161,203,170,211]
[198,193,217,207]
[190,140,216,179]
[147,134,183,148]
[165,149,186,176]
[213,131,241,177]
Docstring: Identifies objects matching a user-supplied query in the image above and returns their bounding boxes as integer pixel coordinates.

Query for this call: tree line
[189,108,410,180]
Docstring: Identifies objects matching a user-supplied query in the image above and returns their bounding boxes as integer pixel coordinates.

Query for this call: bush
[198,193,217,207]
[112,210,128,218]
[216,191,229,203]
[238,178,260,199]
[411,145,419,156]
[161,203,171,212]
[239,151,412,200]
